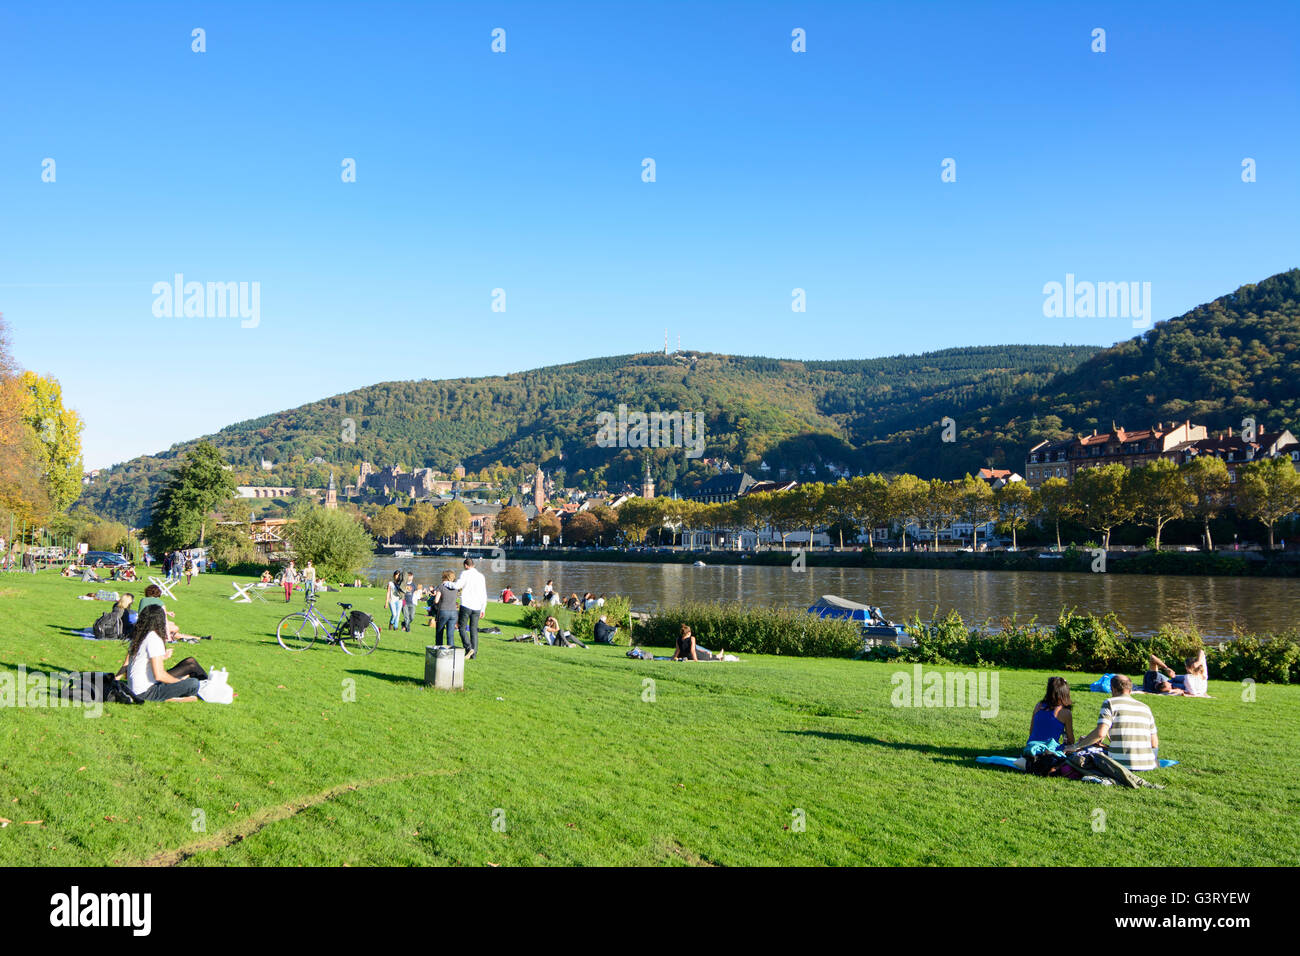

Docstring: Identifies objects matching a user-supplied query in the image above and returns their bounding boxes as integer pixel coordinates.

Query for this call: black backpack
[1025,749,1067,776]
[348,610,373,636]
[61,672,143,705]
[91,608,123,641]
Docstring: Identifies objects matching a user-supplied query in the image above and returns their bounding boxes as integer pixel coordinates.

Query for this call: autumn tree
[1236,456,1300,550]
[1128,458,1194,550]
[1071,464,1135,550]
[1182,456,1231,551]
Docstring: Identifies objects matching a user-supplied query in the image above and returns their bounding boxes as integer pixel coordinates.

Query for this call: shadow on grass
[345,669,426,687]
[782,729,996,764]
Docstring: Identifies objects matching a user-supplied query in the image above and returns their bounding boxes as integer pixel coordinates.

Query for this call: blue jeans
[435,613,458,646]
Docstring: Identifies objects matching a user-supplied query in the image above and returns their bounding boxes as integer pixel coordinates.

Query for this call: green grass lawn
[1,568,1297,866]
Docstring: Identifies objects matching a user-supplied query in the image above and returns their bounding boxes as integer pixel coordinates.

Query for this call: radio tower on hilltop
[664,329,669,355]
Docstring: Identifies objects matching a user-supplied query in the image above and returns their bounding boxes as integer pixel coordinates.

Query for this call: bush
[638,602,862,658]
[862,608,1298,684]
[287,505,375,582]
[520,596,634,644]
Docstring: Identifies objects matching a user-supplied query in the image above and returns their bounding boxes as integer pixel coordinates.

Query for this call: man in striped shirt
[1065,675,1159,771]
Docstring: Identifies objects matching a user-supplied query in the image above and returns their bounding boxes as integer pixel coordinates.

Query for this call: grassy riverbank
[1,569,1296,866]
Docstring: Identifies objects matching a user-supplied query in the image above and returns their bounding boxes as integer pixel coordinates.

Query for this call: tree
[888,474,927,550]
[793,482,829,549]
[1071,464,1135,550]
[565,511,601,545]
[995,481,1036,550]
[953,474,997,551]
[404,502,437,544]
[434,500,471,545]
[844,474,891,549]
[766,489,804,550]
[1183,456,1231,551]
[616,498,659,545]
[287,504,375,581]
[18,371,85,514]
[371,505,403,544]
[531,512,562,545]
[495,505,528,542]
[1236,456,1300,550]
[85,520,129,552]
[1128,458,1194,550]
[918,479,958,550]
[147,442,237,551]
[1037,477,1075,551]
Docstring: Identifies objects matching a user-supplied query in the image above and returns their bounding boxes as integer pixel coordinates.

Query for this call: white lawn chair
[148,576,178,600]
[229,581,254,603]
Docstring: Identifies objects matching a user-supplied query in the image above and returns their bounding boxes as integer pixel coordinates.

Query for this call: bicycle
[277,594,380,655]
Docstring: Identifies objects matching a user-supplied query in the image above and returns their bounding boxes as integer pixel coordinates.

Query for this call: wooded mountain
[78,268,1300,527]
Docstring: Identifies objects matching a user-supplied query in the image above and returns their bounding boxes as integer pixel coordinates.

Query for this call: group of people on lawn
[94,584,214,703]
[1027,651,1210,772]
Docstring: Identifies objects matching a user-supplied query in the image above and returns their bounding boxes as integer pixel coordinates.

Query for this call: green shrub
[520,596,633,644]
[866,608,1298,684]
[639,602,862,658]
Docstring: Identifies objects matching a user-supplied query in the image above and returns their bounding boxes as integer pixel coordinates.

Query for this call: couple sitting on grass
[1028,674,1160,772]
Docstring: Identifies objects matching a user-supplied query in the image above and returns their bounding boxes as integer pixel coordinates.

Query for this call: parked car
[83,551,129,566]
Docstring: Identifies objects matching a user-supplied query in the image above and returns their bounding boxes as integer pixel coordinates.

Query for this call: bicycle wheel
[342,621,381,656]
[277,612,318,651]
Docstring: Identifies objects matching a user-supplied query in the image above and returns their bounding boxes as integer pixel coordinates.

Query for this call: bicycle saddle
[338,602,353,610]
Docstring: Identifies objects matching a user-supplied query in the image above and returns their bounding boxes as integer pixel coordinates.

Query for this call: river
[367,556,1299,639]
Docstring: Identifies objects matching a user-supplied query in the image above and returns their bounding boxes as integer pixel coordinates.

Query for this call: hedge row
[635,601,863,658]
[863,609,1300,684]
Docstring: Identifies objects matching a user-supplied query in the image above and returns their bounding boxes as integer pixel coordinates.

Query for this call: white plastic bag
[197,667,234,704]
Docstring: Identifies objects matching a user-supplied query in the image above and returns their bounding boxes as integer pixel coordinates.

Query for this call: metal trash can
[424,645,465,690]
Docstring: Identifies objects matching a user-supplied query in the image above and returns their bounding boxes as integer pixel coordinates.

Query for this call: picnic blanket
[977,754,1178,769]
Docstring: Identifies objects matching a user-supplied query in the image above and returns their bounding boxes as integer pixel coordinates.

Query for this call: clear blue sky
[2,1,1297,469]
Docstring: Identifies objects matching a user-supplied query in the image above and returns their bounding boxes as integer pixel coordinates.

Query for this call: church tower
[533,469,546,511]
[325,472,338,510]
[641,460,655,500]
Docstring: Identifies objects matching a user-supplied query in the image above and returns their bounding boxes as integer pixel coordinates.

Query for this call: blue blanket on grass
[976,754,1178,769]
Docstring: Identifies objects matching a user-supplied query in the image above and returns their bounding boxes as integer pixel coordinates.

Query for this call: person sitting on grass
[1064,675,1159,771]
[260,570,273,584]
[1144,650,1210,697]
[541,615,587,648]
[115,605,208,702]
[137,584,210,643]
[564,593,582,612]
[593,613,618,645]
[672,624,724,662]
[500,586,518,605]
[520,587,534,607]
[1027,676,1075,746]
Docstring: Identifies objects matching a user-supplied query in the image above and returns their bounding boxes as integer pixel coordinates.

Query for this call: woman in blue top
[1027,677,1075,746]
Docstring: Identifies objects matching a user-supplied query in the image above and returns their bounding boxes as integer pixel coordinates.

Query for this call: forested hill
[78,344,1096,525]
[78,268,1300,528]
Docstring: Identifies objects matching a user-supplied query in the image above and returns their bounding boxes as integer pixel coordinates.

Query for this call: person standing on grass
[302,560,317,601]
[184,554,194,586]
[283,560,298,602]
[385,570,404,631]
[433,570,459,646]
[447,557,487,659]
[1065,675,1159,771]
[401,572,420,632]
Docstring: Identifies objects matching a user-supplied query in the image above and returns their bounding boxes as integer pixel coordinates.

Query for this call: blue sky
[2,0,1297,469]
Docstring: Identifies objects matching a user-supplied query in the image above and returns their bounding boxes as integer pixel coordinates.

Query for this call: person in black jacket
[593,614,618,645]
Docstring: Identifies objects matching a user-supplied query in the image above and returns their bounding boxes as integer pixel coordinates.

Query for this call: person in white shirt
[447,558,487,659]
[115,605,207,702]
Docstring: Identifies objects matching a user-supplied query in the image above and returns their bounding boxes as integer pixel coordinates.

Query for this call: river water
[368,556,1298,639]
